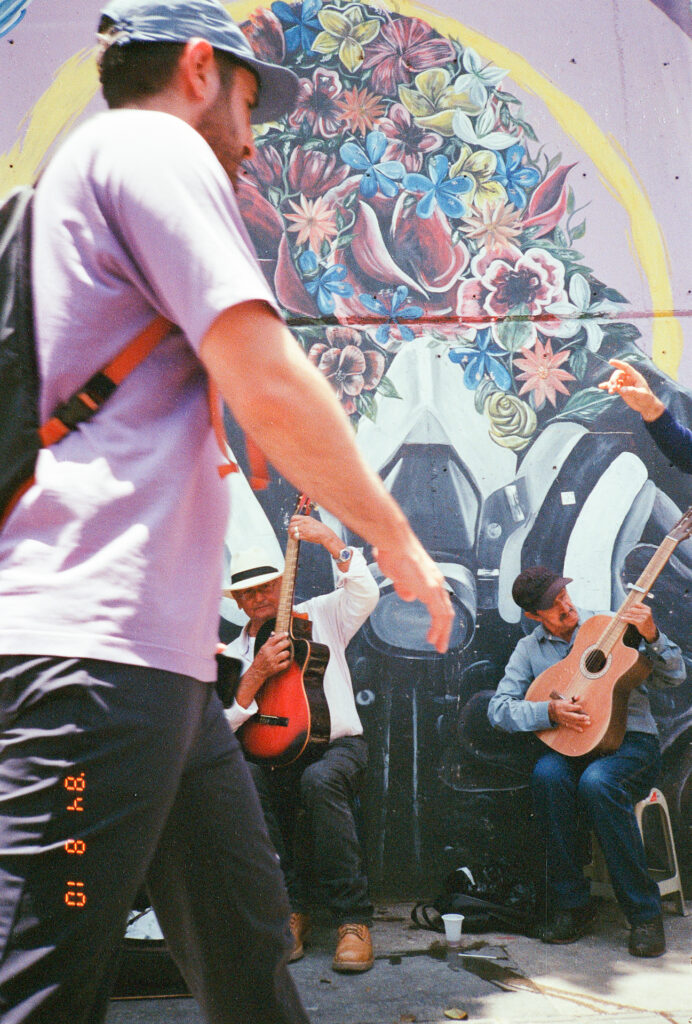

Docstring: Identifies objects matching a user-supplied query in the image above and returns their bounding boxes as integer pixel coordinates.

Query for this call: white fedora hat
[223,546,282,596]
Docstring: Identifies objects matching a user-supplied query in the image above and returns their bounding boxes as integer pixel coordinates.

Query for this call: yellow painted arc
[1,0,680,376]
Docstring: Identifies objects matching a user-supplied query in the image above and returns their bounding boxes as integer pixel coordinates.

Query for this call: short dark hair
[97,15,244,108]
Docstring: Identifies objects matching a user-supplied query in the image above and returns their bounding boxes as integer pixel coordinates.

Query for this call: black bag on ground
[411,858,538,935]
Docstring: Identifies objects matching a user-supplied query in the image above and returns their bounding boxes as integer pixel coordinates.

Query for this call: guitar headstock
[669,505,692,543]
[294,493,315,518]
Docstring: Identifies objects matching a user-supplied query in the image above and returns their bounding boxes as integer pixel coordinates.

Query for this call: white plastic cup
[441,912,464,945]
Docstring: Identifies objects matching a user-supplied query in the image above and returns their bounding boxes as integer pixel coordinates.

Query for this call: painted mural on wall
[223,0,692,892]
[2,0,691,896]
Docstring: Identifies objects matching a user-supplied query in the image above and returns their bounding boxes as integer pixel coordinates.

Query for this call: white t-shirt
[0,110,280,681]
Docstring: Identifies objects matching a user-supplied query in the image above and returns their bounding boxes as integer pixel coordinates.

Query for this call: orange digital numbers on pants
[64,773,87,907]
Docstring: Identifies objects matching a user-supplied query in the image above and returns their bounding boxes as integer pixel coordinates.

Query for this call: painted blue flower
[271,0,322,52]
[299,251,353,315]
[491,144,540,209]
[340,131,405,200]
[359,287,424,349]
[0,0,32,37]
[403,154,473,219]
[449,329,512,391]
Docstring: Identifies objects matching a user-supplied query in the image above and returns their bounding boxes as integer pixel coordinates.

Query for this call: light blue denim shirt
[488,609,686,736]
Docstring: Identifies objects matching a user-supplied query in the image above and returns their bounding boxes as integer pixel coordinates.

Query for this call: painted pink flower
[378,102,442,172]
[361,17,456,95]
[456,277,487,330]
[308,327,385,414]
[284,194,338,251]
[514,338,575,408]
[522,163,575,238]
[240,8,286,64]
[288,69,343,138]
[287,147,350,198]
[242,144,283,190]
[480,247,565,319]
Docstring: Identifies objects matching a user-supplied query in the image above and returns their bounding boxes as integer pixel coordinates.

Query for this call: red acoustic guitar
[525,505,692,757]
[238,495,331,767]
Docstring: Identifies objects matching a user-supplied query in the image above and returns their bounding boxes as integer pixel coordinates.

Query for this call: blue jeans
[0,655,309,1024]
[531,731,662,925]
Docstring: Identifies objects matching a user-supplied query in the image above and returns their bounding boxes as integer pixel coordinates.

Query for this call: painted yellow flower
[398,68,483,137]
[311,5,381,73]
[450,144,506,207]
[284,194,338,251]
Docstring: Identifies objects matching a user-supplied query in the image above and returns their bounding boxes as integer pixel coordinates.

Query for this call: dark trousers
[0,655,310,1024]
[248,735,373,926]
[531,730,662,924]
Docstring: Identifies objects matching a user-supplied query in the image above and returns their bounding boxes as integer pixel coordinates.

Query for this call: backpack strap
[39,316,172,447]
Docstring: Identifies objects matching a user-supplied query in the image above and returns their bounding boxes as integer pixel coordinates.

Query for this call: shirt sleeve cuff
[535,703,555,731]
[225,698,258,732]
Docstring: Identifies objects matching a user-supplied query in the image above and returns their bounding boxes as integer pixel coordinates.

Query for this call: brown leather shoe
[332,923,374,973]
[288,912,311,963]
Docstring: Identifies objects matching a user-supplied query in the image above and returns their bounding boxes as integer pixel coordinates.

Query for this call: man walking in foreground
[0,2,453,1021]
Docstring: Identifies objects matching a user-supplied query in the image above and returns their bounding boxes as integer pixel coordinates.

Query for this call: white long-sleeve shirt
[223,549,378,740]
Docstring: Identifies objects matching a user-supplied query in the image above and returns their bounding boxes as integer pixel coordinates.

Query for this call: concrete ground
[106,897,692,1024]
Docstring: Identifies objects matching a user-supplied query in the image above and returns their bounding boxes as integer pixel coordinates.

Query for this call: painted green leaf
[377,375,402,399]
[569,347,588,380]
[356,391,378,422]
[555,387,617,422]
[495,318,534,352]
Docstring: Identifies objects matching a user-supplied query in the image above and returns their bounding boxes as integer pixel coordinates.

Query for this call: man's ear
[524,609,540,622]
[178,37,217,102]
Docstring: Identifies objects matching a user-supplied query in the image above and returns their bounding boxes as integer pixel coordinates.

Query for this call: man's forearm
[202,302,412,551]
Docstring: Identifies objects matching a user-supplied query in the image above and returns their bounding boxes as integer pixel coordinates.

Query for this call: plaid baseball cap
[99,0,299,123]
[511,566,573,614]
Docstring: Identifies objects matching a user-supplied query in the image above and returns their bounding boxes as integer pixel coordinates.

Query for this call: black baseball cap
[99,0,299,124]
[511,566,573,614]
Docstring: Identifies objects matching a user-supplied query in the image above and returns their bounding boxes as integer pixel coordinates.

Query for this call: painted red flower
[308,327,385,414]
[240,8,286,64]
[288,69,343,138]
[242,144,283,190]
[377,102,442,172]
[361,17,456,96]
[522,163,575,238]
[287,147,350,198]
[390,193,470,295]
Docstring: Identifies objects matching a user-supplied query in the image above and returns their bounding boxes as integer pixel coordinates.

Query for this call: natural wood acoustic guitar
[238,494,331,767]
[525,505,692,757]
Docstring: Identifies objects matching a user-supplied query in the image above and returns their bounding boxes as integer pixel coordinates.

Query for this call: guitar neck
[275,533,299,634]
[597,534,679,653]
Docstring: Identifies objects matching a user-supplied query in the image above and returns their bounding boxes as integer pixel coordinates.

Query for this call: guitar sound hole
[584,648,606,673]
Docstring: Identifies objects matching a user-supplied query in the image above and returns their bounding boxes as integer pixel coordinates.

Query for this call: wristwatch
[335,547,352,563]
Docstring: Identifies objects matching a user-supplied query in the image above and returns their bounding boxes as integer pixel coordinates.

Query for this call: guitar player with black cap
[221,515,379,972]
[488,566,685,957]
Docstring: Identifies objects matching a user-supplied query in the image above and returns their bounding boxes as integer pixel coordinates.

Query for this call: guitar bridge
[255,714,289,727]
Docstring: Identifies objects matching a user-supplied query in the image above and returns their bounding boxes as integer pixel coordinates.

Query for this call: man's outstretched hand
[599,359,665,422]
[374,539,454,654]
